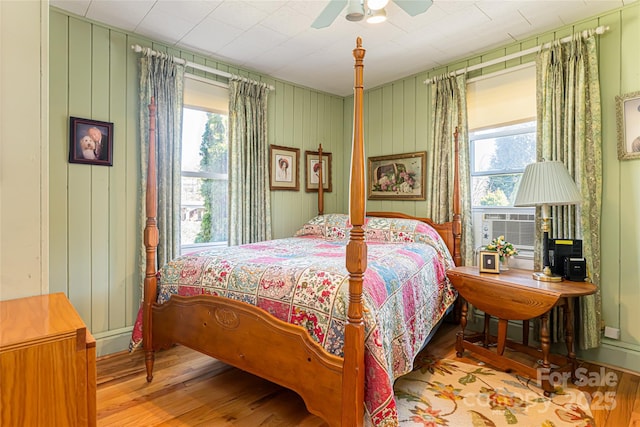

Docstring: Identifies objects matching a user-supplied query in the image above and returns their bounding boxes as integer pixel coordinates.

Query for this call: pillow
[296,214,436,243]
[294,213,351,240]
[295,213,454,268]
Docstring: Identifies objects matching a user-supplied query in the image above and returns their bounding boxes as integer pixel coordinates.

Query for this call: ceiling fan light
[367,0,389,10]
[346,0,365,21]
[366,7,387,23]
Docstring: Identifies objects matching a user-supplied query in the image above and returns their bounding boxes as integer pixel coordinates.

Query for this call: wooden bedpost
[143,98,159,382]
[342,37,366,427]
[318,144,324,216]
[452,127,462,266]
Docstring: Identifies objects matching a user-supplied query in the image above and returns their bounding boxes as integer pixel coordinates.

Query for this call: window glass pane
[181,107,228,245]
[472,174,523,207]
[470,121,536,207]
[182,109,208,173]
[471,122,536,174]
[181,176,228,244]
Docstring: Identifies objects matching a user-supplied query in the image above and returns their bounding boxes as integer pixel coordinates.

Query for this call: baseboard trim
[94,327,134,357]
[578,343,640,375]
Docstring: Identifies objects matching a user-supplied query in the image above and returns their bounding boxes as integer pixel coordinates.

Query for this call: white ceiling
[50,0,631,96]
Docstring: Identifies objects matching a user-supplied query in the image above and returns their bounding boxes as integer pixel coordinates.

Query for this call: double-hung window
[466,65,537,264]
[180,77,229,254]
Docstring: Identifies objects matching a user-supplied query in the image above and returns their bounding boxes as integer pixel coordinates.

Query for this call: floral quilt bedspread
[131,214,457,426]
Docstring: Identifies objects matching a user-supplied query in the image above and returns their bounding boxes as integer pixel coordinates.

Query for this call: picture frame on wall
[367,151,426,200]
[616,91,640,160]
[269,145,300,191]
[69,117,114,166]
[479,251,500,274]
[305,150,332,192]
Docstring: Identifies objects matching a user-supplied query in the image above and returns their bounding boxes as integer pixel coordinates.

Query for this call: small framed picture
[479,251,500,274]
[269,145,300,191]
[69,117,114,166]
[616,91,640,160]
[305,150,332,192]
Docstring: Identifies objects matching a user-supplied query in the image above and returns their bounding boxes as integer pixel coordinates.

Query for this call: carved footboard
[152,295,344,426]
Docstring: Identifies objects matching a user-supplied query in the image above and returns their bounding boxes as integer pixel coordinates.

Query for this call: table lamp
[513,160,582,282]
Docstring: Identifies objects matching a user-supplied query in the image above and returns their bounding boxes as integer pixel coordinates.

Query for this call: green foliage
[195,113,228,243]
[479,188,509,206]
[486,132,535,203]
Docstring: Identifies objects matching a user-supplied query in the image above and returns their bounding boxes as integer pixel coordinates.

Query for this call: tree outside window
[470,122,536,207]
[181,108,228,248]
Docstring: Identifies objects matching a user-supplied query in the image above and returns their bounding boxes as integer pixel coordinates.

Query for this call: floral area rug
[394,355,595,427]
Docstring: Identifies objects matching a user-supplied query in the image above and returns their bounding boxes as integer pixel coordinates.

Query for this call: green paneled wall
[49,9,344,355]
[344,3,640,371]
[51,3,640,371]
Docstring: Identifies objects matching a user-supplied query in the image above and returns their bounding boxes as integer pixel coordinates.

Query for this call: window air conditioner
[481,213,535,250]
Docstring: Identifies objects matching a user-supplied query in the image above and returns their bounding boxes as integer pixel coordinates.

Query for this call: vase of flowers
[485,235,518,271]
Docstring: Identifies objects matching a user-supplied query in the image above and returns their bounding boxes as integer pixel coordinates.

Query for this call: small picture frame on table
[479,251,500,274]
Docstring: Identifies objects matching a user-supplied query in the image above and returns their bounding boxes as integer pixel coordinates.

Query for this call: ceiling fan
[312,0,433,29]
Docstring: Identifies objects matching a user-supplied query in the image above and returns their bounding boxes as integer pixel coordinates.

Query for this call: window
[181,78,229,253]
[470,122,537,261]
[470,121,536,207]
[466,65,537,265]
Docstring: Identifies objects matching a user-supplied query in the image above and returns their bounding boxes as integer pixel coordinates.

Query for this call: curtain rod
[131,44,275,91]
[424,25,609,85]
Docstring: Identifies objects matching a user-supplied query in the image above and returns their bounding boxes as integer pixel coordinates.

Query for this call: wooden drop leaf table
[446,266,597,395]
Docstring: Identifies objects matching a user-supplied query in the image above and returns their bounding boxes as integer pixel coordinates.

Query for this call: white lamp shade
[513,161,582,207]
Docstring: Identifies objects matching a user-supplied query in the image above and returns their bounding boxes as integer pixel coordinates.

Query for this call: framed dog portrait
[69,117,114,166]
[269,145,299,191]
[479,251,500,274]
[305,150,332,193]
[616,91,640,160]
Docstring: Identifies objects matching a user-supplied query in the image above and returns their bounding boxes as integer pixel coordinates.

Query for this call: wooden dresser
[0,293,96,426]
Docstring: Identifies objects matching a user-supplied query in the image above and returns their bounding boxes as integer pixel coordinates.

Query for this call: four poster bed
[136,38,462,426]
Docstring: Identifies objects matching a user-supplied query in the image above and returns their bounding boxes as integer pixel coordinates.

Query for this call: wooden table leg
[564,297,577,382]
[483,313,491,348]
[522,319,529,346]
[540,311,553,396]
[456,299,468,357]
[496,318,508,356]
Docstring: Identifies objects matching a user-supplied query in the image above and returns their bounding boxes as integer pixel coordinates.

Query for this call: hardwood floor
[97,323,640,426]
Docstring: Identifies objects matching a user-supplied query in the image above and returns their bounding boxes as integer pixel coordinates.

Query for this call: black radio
[564,257,587,282]
[548,239,582,275]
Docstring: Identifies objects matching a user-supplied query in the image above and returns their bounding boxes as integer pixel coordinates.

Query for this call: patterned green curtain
[428,75,473,266]
[536,33,602,349]
[138,53,184,290]
[228,79,271,245]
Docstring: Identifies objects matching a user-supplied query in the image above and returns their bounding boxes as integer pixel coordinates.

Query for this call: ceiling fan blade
[311,0,348,29]
[393,0,433,16]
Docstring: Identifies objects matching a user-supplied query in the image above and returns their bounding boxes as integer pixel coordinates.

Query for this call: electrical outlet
[604,326,620,340]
